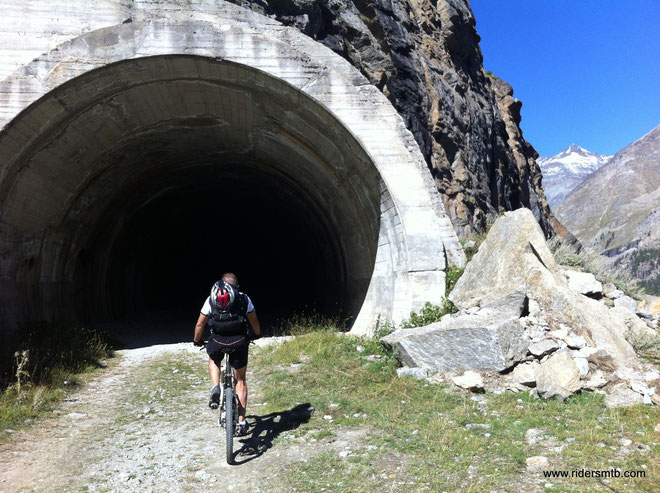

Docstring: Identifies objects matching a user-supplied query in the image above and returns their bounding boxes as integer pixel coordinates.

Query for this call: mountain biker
[193,272,261,437]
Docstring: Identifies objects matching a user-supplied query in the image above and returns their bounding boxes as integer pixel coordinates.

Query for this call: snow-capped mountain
[538,144,611,209]
[555,124,660,293]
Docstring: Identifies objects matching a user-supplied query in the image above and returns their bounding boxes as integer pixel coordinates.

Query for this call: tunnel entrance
[1,23,461,343]
[0,55,384,341]
[105,164,347,327]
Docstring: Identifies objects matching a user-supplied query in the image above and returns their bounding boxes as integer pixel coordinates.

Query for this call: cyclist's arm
[194,313,208,343]
[247,310,261,337]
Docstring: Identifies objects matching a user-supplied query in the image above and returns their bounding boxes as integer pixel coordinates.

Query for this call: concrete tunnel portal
[0,4,464,343]
[2,56,381,329]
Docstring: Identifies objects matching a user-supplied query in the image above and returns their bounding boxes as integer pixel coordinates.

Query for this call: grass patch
[270,311,348,337]
[0,323,115,436]
[288,451,379,493]
[252,330,660,492]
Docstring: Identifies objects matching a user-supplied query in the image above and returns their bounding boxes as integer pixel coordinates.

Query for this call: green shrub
[400,300,457,329]
[372,316,396,340]
[445,266,464,293]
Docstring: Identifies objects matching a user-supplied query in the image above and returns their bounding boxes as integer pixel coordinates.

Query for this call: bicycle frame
[219,353,238,429]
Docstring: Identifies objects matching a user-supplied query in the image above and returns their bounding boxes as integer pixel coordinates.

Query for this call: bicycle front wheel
[225,386,234,463]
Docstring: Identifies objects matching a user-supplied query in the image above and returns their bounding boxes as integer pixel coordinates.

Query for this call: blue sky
[470,0,660,157]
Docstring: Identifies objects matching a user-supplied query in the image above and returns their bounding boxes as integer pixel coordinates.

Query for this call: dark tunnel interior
[99,164,348,337]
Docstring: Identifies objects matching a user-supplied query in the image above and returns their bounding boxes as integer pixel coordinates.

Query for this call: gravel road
[0,339,359,492]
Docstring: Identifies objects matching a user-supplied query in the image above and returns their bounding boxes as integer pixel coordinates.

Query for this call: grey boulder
[528,339,559,358]
[536,352,582,400]
[380,311,529,372]
[614,295,638,313]
[451,371,485,392]
[564,270,603,297]
[510,361,539,387]
[604,382,645,408]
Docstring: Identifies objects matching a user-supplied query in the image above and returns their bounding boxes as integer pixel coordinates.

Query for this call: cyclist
[193,272,261,437]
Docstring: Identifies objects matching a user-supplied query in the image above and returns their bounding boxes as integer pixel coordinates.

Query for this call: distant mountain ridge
[538,144,612,209]
[555,124,660,293]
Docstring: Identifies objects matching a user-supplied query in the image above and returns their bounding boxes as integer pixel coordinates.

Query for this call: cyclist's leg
[233,365,248,422]
[207,338,227,386]
[209,358,221,387]
[206,341,224,408]
[229,341,249,422]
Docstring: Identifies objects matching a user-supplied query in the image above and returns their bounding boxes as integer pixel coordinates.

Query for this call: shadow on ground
[232,403,314,465]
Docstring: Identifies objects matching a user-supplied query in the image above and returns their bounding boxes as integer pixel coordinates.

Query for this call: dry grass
[549,237,646,299]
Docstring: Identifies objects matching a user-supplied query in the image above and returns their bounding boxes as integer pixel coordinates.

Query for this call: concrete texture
[0,0,464,340]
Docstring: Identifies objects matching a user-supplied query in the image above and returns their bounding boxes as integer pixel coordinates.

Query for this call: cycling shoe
[209,385,221,409]
[235,421,248,437]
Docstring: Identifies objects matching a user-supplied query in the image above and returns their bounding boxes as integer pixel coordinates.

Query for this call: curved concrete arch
[0,1,464,339]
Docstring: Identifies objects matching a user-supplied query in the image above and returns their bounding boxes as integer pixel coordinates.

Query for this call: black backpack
[207,292,249,336]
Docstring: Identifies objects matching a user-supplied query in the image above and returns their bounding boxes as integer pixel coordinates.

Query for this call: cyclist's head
[221,272,238,288]
[211,279,237,311]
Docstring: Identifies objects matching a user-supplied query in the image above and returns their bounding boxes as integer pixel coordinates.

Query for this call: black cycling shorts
[206,334,249,370]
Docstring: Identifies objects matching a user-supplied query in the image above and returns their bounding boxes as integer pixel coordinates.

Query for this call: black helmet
[210,280,237,311]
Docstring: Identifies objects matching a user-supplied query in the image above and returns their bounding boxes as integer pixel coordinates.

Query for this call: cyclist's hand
[247,326,261,341]
[193,339,206,348]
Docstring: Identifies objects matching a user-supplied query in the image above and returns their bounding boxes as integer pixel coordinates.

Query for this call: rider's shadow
[232,403,313,464]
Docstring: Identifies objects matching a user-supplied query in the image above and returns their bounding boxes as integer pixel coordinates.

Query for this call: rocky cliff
[228,0,556,238]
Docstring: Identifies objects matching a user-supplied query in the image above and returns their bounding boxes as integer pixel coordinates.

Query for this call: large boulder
[604,382,645,408]
[614,295,639,313]
[536,352,582,400]
[449,209,639,370]
[510,361,539,387]
[380,310,529,372]
[564,270,603,297]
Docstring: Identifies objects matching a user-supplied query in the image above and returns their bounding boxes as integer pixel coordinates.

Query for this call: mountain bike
[196,341,240,464]
[197,333,260,464]
[218,345,240,464]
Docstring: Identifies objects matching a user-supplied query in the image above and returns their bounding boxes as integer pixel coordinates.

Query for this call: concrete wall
[0,0,464,338]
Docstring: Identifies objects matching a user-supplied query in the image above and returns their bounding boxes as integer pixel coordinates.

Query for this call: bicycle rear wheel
[225,386,234,463]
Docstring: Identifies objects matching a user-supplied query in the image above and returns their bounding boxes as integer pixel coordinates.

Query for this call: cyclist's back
[193,272,261,437]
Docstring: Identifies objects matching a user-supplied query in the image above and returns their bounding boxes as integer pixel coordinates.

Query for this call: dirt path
[0,340,363,493]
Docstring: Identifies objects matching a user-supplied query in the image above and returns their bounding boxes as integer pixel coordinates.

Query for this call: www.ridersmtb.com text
[543,468,646,479]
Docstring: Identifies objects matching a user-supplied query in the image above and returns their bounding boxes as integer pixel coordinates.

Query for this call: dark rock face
[229,0,556,237]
